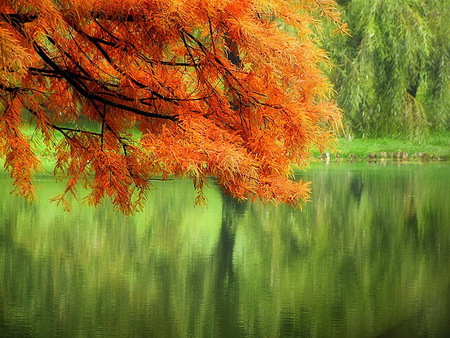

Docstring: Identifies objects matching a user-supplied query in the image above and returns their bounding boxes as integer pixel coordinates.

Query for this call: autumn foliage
[0,0,342,213]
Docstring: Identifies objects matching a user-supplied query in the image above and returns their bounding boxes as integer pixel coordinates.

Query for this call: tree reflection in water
[1,163,450,337]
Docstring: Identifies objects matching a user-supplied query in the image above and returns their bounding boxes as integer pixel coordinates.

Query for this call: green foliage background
[321,0,450,139]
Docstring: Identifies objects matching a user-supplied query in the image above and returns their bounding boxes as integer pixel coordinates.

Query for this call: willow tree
[0,0,342,213]
[323,0,450,139]
[420,0,450,132]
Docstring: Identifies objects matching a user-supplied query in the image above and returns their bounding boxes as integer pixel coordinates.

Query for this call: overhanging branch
[32,42,178,121]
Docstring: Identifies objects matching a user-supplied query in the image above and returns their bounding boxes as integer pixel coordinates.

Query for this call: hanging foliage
[0,0,342,213]
[323,0,450,139]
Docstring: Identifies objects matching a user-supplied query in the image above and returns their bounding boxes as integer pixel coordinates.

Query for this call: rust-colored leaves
[0,0,342,212]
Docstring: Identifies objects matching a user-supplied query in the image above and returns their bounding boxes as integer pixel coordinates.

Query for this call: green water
[1,163,450,337]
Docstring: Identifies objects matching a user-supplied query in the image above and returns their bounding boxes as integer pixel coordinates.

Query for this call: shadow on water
[1,163,450,337]
[214,194,242,338]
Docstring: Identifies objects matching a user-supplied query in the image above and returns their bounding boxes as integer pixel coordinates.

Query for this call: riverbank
[312,133,450,162]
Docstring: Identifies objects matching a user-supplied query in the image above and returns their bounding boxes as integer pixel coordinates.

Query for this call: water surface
[1,163,450,337]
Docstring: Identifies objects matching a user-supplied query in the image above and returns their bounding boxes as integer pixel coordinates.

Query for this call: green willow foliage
[322,0,450,139]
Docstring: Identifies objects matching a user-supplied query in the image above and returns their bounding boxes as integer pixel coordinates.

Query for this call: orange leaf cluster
[0,0,342,213]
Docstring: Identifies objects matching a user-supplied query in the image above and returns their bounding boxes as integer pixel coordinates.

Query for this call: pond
[1,163,450,337]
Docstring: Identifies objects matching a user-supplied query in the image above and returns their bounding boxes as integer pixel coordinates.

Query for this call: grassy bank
[313,132,450,162]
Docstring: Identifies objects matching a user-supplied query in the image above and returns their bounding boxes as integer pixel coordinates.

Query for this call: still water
[1,163,450,337]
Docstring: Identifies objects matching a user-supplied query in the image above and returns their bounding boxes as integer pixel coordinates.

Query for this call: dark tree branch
[85,36,182,104]
[0,84,49,96]
[29,67,120,89]
[32,42,178,121]
[49,124,102,137]
[0,84,21,93]
[136,53,199,68]
[0,13,37,24]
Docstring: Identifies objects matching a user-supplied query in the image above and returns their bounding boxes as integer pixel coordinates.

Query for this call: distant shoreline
[312,133,450,163]
[313,151,447,163]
